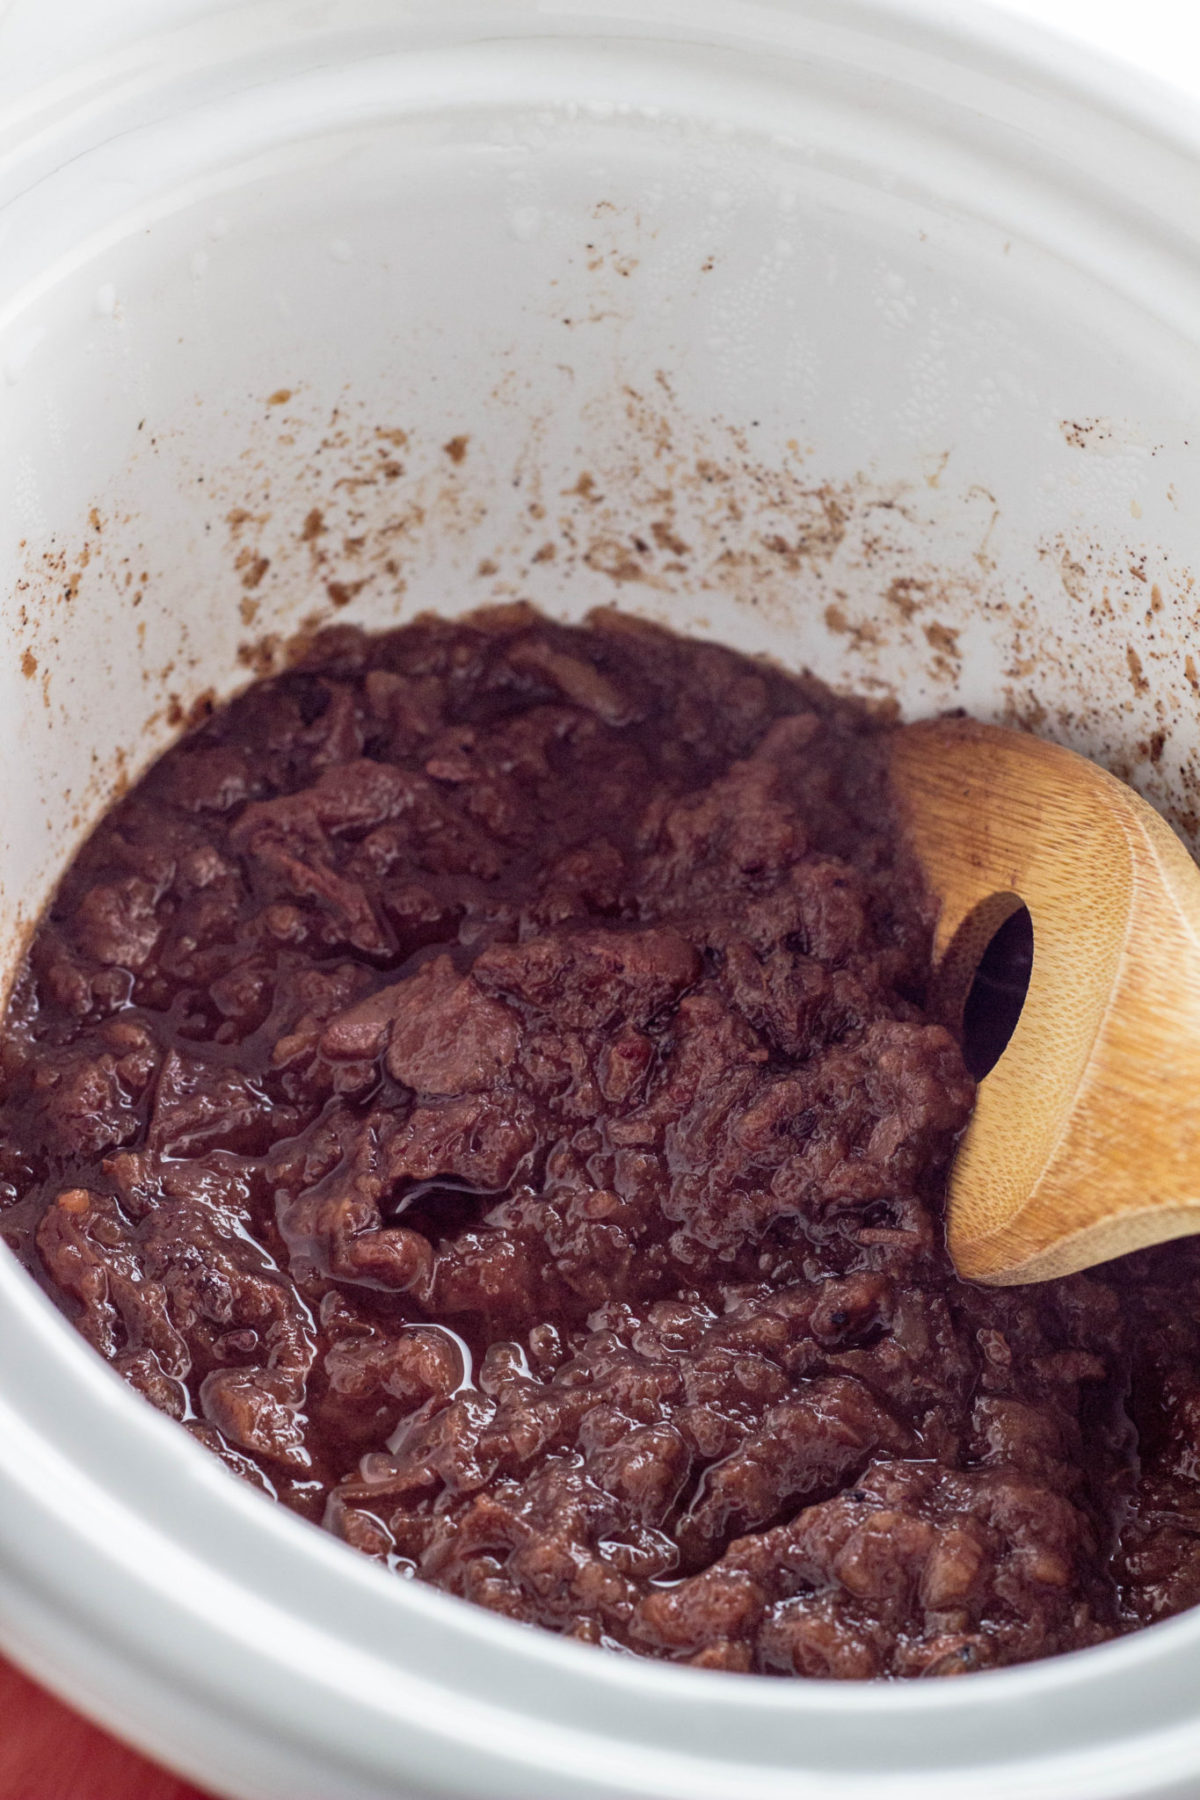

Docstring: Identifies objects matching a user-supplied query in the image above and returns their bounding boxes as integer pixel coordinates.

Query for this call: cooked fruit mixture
[2,608,1198,1678]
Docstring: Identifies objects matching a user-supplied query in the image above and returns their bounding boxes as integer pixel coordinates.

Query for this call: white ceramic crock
[2,3,1200,1796]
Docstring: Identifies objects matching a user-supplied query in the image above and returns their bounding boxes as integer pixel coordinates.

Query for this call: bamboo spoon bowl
[889,718,1200,1286]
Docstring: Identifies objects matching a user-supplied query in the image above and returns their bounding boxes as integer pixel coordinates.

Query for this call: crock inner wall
[3,21,1199,976]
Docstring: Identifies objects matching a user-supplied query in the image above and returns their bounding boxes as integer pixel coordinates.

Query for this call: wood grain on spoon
[890,717,1200,1285]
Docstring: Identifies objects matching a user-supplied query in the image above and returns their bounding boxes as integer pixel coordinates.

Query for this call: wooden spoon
[889,717,1200,1286]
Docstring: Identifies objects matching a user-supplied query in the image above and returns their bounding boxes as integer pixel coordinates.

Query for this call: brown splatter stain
[301,508,325,542]
[972,503,1001,575]
[237,638,280,677]
[584,538,654,586]
[1186,654,1200,695]
[1060,555,1089,602]
[1127,645,1150,695]
[238,553,270,591]
[477,559,499,577]
[20,649,37,679]
[1061,418,1114,450]
[88,508,103,534]
[1003,693,1048,732]
[823,603,879,650]
[164,688,217,731]
[240,597,259,627]
[923,622,960,658]
[443,435,469,465]
[650,520,690,557]
[760,490,848,568]
[565,472,601,502]
[1146,731,1166,765]
[326,579,366,610]
[267,389,293,407]
[885,577,928,621]
[108,745,130,804]
[531,542,557,564]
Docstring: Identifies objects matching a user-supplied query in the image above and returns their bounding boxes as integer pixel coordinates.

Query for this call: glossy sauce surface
[3,609,1199,1678]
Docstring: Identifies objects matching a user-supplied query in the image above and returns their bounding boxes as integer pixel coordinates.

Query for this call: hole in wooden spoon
[961,904,1033,1079]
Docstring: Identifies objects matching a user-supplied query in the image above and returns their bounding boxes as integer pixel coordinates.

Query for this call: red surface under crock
[0,1655,213,1800]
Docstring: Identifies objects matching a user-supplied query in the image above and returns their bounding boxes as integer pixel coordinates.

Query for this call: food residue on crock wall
[1061,417,1117,451]
[8,182,1199,997]
[14,377,1200,876]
